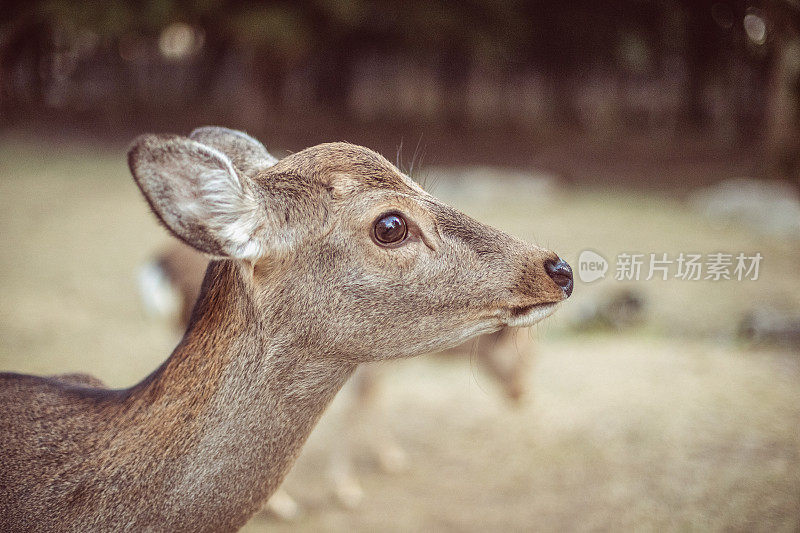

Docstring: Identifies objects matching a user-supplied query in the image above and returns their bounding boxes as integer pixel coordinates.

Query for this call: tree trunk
[765,34,800,188]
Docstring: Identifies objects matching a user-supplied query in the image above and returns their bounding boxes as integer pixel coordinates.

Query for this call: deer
[140,230,536,516]
[0,126,573,532]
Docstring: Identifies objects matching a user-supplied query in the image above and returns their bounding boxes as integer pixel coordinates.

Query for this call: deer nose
[545,257,573,298]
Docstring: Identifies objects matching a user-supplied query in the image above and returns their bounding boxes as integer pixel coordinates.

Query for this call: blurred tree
[763,0,800,187]
[0,0,793,168]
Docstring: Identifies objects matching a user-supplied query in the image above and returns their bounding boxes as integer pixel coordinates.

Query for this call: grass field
[1,137,798,531]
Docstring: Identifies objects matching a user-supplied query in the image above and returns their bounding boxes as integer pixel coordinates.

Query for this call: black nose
[545,257,573,298]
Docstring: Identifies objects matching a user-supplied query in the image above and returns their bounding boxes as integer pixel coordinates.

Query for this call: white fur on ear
[192,144,266,260]
[129,134,266,261]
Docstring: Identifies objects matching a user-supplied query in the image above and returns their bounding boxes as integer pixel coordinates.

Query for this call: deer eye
[373,213,408,245]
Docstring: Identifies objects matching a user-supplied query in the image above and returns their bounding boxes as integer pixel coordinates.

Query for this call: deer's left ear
[189,126,278,176]
[128,134,267,261]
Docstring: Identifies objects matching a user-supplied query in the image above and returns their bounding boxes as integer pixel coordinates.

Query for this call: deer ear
[128,134,266,261]
[189,126,278,176]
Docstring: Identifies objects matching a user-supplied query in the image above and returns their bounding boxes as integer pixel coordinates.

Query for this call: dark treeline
[1,1,798,182]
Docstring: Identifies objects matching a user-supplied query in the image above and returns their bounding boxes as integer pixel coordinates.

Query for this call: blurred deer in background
[140,240,536,517]
[1,127,571,531]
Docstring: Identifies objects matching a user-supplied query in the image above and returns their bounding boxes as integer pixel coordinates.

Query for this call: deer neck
[124,260,356,529]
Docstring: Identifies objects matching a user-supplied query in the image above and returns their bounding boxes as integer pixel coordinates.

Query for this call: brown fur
[144,242,535,512]
[148,241,534,404]
[0,127,570,531]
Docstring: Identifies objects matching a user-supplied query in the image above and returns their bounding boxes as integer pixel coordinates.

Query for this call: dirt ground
[1,137,798,532]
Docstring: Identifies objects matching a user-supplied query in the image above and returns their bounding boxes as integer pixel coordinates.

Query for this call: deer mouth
[505,302,559,327]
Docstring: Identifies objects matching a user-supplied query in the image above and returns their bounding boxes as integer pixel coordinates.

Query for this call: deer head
[128,127,572,362]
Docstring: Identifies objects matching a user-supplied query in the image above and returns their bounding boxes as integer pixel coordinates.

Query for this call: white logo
[578,250,608,283]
